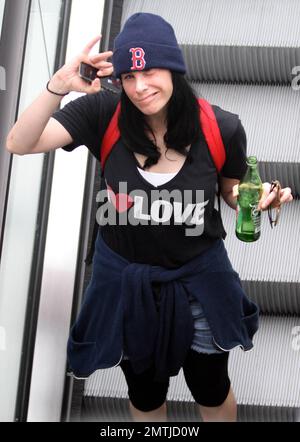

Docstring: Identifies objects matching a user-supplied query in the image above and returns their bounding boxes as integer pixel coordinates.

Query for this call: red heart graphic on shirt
[107,185,134,213]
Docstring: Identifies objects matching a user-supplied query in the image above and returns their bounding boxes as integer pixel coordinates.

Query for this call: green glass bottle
[235,156,263,242]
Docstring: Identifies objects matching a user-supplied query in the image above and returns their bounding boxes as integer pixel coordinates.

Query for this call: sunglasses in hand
[267,180,282,228]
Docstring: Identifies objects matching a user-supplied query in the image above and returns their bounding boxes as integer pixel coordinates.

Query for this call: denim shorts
[151,281,224,355]
[188,294,224,354]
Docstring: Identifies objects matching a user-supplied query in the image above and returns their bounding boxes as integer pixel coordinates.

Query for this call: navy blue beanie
[113,13,186,79]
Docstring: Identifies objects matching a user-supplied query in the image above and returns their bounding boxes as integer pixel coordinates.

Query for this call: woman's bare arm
[6,36,113,155]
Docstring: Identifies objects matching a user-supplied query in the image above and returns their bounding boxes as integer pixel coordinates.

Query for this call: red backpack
[85,98,225,264]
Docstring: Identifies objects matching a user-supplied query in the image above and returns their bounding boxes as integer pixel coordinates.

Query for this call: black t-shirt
[52,90,247,268]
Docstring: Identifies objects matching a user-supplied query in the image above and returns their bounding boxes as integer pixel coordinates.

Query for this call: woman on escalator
[6,13,293,422]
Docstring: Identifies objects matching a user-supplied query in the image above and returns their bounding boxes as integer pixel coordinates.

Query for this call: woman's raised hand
[48,35,114,95]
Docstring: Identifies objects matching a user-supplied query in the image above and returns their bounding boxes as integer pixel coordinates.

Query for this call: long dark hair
[118,72,200,170]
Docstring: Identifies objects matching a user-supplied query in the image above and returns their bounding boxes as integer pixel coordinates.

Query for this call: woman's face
[121,68,173,119]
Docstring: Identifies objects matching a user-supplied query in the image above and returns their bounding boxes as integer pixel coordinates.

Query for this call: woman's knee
[128,389,168,412]
[119,360,169,412]
[183,349,231,407]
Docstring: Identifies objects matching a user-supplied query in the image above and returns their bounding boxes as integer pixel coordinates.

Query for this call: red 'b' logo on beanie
[129,48,146,70]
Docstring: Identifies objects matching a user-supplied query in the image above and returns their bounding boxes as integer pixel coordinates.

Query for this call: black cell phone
[79,62,99,83]
[79,61,121,94]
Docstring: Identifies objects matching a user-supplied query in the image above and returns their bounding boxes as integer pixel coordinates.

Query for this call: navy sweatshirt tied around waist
[67,231,259,381]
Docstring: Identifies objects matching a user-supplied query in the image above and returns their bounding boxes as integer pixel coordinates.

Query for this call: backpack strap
[197,98,225,173]
[197,98,225,216]
[100,102,121,175]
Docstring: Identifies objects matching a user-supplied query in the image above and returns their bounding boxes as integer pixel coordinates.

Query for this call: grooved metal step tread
[258,162,300,199]
[79,396,299,422]
[122,0,300,47]
[240,280,300,315]
[182,45,300,83]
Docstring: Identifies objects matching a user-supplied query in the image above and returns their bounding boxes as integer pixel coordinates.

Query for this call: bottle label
[250,204,261,233]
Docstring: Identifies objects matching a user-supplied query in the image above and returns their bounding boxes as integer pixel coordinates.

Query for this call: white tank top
[137,167,177,187]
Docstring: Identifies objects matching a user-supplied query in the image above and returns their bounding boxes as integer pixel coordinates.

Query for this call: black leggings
[119,349,231,412]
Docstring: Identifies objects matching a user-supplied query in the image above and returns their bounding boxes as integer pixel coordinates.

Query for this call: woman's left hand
[257,182,293,211]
